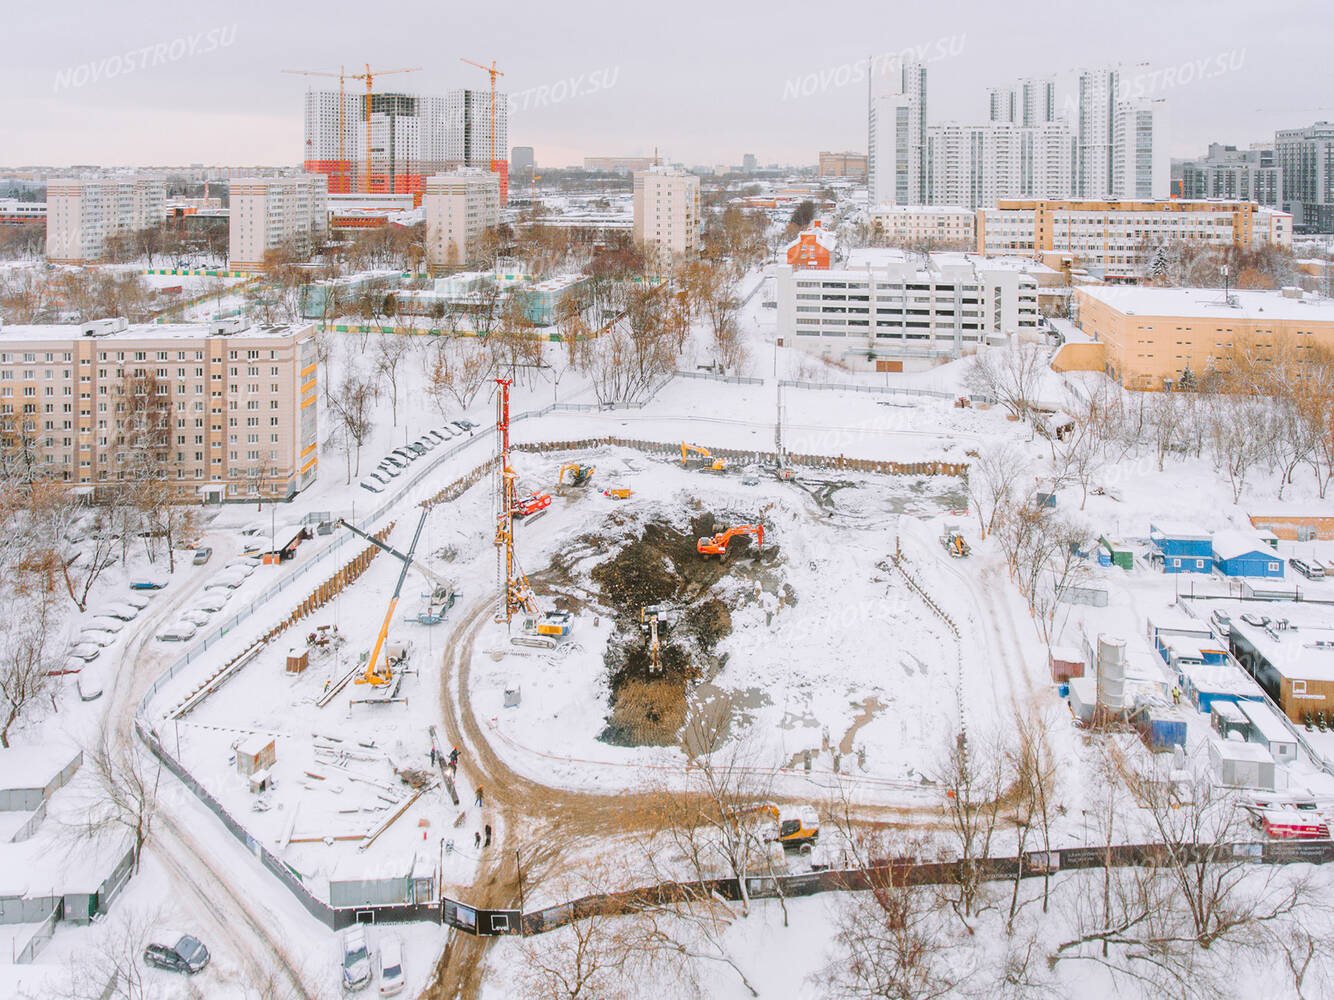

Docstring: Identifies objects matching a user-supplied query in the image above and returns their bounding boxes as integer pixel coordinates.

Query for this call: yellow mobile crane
[357,509,429,687]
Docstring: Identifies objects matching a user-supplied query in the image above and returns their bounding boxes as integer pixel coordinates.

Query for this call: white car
[192,594,228,613]
[88,616,125,634]
[342,925,372,992]
[121,593,152,610]
[378,933,404,996]
[204,576,244,592]
[67,643,101,663]
[223,561,255,577]
[78,629,118,647]
[156,622,198,642]
[101,603,140,621]
[77,664,106,701]
[178,609,212,627]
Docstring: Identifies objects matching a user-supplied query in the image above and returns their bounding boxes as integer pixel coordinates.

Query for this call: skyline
[3,0,1333,169]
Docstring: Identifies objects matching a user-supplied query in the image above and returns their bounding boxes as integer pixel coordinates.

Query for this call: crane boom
[335,517,456,595]
[359,509,427,685]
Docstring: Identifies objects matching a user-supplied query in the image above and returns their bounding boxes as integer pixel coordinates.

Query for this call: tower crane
[460,58,506,196]
[349,64,422,193]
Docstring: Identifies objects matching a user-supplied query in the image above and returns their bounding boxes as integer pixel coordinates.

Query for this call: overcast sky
[4,0,1332,170]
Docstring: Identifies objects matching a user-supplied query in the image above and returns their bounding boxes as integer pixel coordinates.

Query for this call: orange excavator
[697,523,764,559]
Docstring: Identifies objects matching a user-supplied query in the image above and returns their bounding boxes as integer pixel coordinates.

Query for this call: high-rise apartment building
[1077,67,1119,199]
[45,178,165,264]
[631,167,700,268]
[988,77,1055,127]
[0,318,319,499]
[923,120,1075,208]
[228,175,329,272]
[424,169,501,269]
[1076,68,1169,199]
[302,87,507,197]
[1179,143,1282,207]
[1275,122,1334,232]
[868,61,927,206]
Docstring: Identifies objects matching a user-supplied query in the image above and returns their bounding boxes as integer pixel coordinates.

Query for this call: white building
[44,177,165,264]
[424,169,501,269]
[775,248,1041,371]
[988,77,1056,128]
[923,120,1076,208]
[869,205,975,247]
[1111,99,1169,200]
[632,167,700,267]
[228,175,329,272]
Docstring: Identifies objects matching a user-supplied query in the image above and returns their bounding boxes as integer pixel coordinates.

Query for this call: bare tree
[0,591,58,747]
[373,334,413,426]
[80,731,160,873]
[964,442,1029,539]
[428,336,492,413]
[936,722,1008,927]
[327,375,376,483]
[966,341,1047,423]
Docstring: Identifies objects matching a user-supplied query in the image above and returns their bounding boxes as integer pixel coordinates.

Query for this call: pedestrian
[429,747,438,766]
[474,831,481,849]
[474,786,484,807]
[484,824,491,848]
[449,746,460,767]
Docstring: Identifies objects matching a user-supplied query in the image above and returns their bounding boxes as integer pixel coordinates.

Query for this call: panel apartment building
[228,175,329,272]
[303,87,507,197]
[45,178,165,264]
[632,167,700,268]
[775,248,1041,371]
[0,318,319,500]
[1275,122,1334,232]
[1072,284,1334,390]
[977,199,1293,281]
[1179,143,1282,207]
[424,169,501,270]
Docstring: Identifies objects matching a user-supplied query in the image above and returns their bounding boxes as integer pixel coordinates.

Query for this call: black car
[144,933,210,974]
[452,419,477,431]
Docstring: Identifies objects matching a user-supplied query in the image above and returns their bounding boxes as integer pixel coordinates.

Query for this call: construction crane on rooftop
[282,67,350,192]
[351,64,422,193]
[460,58,505,186]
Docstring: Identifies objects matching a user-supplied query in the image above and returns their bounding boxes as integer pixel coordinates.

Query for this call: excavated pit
[550,509,785,748]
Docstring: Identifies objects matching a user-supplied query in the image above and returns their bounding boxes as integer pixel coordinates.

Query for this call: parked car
[143,933,210,975]
[89,616,126,634]
[416,436,436,450]
[378,933,405,996]
[342,925,373,992]
[191,593,228,613]
[178,609,212,627]
[76,664,106,701]
[157,622,198,642]
[377,463,401,478]
[453,419,477,431]
[1290,557,1325,580]
[130,577,169,591]
[192,546,213,566]
[121,593,151,610]
[392,448,417,463]
[66,643,101,663]
[223,561,255,576]
[204,576,244,592]
[382,455,406,469]
[369,472,391,486]
[427,429,445,443]
[77,629,118,647]
[361,481,384,494]
[406,442,426,456]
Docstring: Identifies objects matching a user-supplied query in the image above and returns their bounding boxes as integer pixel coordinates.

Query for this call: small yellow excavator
[640,603,675,673]
[557,462,595,490]
[681,443,726,472]
[729,803,821,852]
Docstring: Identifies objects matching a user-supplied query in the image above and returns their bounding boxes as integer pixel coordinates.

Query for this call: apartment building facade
[0,200,46,227]
[869,205,975,247]
[303,87,506,196]
[632,167,700,267]
[424,169,501,270]
[977,199,1293,281]
[775,248,1041,371]
[818,151,868,179]
[228,175,329,272]
[45,178,165,264]
[1180,143,1282,207]
[1073,284,1334,390]
[1275,122,1334,232]
[0,318,319,500]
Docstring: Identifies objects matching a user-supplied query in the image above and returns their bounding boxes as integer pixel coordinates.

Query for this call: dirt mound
[569,514,782,747]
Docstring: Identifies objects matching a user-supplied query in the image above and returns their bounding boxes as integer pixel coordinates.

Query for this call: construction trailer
[1146,612,1218,664]
[1209,736,1277,791]
[236,735,276,777]
[1210,700,1251,741]
[1098,535,1134,571]
[1212,530,1285,579]
[1068,676,1097,724]
[1049,646,1085,684]
[1237,700,1299,765]
[1180,662,1267,715]
[1134,704,1188,750]
[328,853,436,908]
[1148,521,1213,574]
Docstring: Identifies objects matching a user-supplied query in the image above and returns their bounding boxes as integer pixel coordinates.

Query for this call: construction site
[142,377,985,938]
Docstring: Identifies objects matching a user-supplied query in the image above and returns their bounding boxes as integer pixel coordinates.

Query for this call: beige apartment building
[818,151,868,179]
[869,205,975,247]
[0,318,319,500]
[632,167,700,269]
[424,170,501,271]
[45,178,166,264]
[228,175,329,272]
[1070,285,1334,390]
[977,199,1293,282]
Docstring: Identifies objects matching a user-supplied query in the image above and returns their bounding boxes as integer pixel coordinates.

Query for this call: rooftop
[1229,611,1334,683]
[1150,520,1211,540]
[1080,284,1334,323]
[1212,529,1276,562]
[0,318,315,344]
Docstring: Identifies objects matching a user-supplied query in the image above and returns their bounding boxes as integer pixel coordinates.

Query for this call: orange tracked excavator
[696,523,764,558]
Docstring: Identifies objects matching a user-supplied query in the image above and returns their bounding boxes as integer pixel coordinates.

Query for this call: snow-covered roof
[1182,662,1265,696]
[869,204,974,216]
[783,225,836,254]
[1236,701,1297,745]
[1211,737,1274,764]
[0,745,79,795]
[0,320,313,343]
[1079,284,1334,323]
[1150,520,1210,541]
[1212,529,1275,562]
